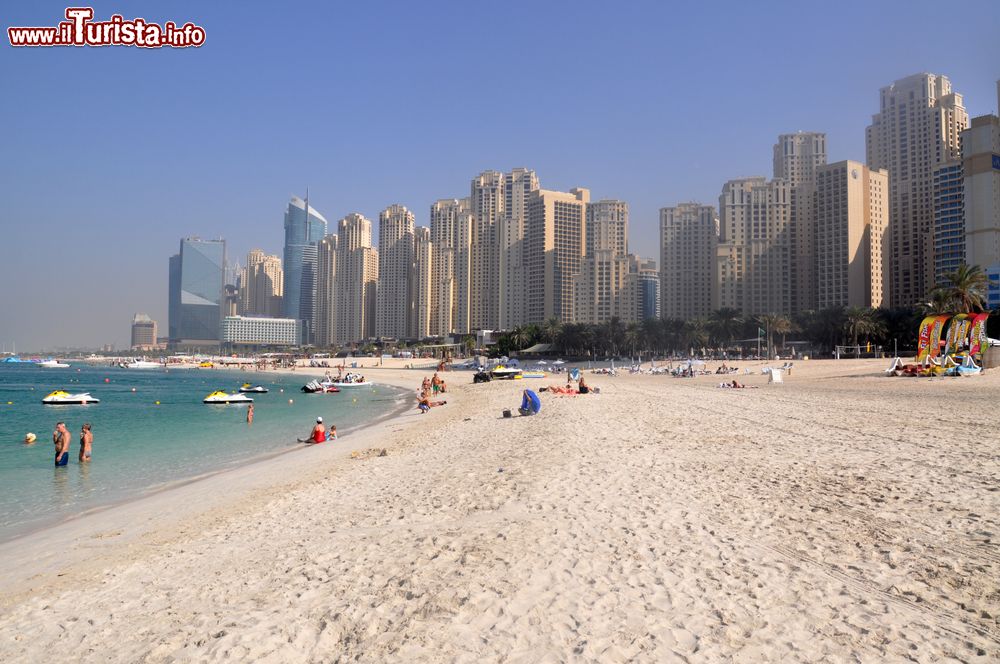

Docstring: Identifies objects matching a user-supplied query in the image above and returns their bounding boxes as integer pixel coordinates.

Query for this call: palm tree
[509,326,531,351]
[624,322,642,359]
[931,263,990,313]
[919,290,952,316]
[755,313,783,359]
[708,308,743,349]
[771,315,794,354]
[843,307,887,352]
[683,318,709,354]
[540,317,563,344]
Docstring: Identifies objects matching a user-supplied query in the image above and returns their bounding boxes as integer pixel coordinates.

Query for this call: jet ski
[42,390,99,405]
[238,383,269,393]
[203,391,254,404]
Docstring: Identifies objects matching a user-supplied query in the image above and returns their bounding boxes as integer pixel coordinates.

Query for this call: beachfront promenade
[0,360,998,661]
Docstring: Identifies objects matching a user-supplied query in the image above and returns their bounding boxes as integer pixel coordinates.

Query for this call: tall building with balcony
[333,213,378,344]
[410,226,433,339]
[715,178,793,316]
[376,204,415,339]
[574,200,634,325]
[659,203,717,319]
[866,73,968,306]
[282,195,328,343]
[963,82,1000,307]
[933,161,965,285]
[469,171,505,331]
[774,132,827,311]
[168,237,225,349]
[499,168,540,329]
[814,161,889,309]
[221,316,302,351]
[238,249,284,317]
[525,187,589,323]
[429,198,473,336]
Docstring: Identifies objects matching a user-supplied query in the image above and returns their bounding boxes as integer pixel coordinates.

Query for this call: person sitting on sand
[304,417,327,444]
[578,375,590,394]
[417,389,446,413]
[518,389,542,416]
[329,424,337,441]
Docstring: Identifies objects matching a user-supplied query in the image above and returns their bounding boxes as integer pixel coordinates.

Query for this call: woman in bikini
[79,423,93,462]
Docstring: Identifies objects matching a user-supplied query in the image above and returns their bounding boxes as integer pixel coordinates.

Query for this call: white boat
[42,390,99,405]
[203,391,254,404]
[39,360,70,368]
[238,383,269,393]
[333,380,373,388]
[333,372,372,387]
[126,360,163,369]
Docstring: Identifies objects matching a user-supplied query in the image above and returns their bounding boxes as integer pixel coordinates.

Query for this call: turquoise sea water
[0,363,406,541]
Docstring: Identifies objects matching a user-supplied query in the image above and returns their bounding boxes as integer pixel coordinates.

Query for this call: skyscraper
[470,171,504,331]
[525,187,589,323]
[499,168,540,329]
[774,132,827,312]
[167,237,225,349]
[660,203,718,319]
[314,234,338,347]
[637,258,660,321]
[962,82,1000,310]
[282,195,328,343]
[238,249,284,317]
[574,199,636,325]
[334,214,378,344]
[932,161,965,285]
[130,313,157,350]
[715,178,792,316]
[866,73,968,307]
[376,204,415,339]
[429,198,472,336]
[814,161,889,309]
[410,226,433,339]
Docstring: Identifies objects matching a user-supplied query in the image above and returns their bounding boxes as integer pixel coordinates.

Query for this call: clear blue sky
[2,0,999,351]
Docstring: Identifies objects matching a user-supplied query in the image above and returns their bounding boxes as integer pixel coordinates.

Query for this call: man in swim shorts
[53,421,70,466]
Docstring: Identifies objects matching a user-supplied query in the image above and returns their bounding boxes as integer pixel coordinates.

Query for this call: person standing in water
[78,423,93,462]
[53,421,70,466]
[247,403,254,424]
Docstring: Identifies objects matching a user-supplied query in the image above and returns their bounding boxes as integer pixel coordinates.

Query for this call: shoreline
[0,367,426,607]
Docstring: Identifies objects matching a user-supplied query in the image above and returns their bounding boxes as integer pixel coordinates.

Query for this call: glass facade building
[282,195,328,343]
[933,161,964,286]
[168,237,225,346]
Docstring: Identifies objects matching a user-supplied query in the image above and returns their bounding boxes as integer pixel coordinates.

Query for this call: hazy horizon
[2,0,999,351]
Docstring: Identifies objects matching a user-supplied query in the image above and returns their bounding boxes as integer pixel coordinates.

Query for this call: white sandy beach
[1,359,999,662]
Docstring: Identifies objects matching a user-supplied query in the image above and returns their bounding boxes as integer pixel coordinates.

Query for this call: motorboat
[238,383,269,393]
[39,360,71,368]
[333,373,372,387]
[125,360,163,369]
[42,390,99,405]
[302,380,340,393]
[203,391,253,404]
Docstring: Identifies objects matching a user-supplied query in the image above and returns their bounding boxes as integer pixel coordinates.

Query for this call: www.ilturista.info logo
[8,7,205,48]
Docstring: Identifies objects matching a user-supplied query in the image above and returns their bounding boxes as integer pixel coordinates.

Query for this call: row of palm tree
[489,265,994,359]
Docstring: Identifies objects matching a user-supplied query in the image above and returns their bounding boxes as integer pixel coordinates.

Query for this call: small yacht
[39,359,71,368]
[125,360,163,369]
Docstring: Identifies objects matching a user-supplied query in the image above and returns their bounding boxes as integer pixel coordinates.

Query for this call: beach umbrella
[553,359,565,365]
[537,360,548,364]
